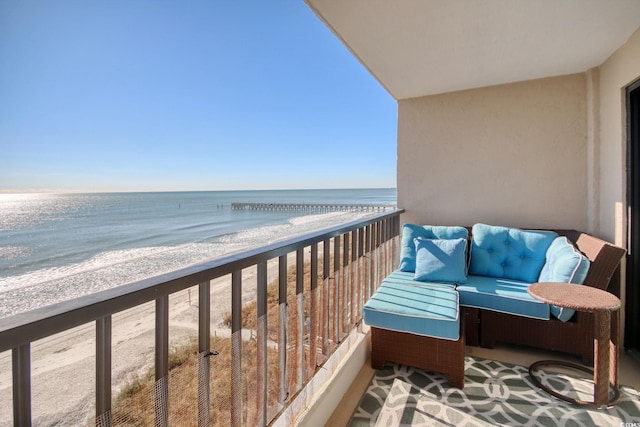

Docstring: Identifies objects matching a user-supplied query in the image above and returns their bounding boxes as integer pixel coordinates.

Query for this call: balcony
[0,210,402,426]
[2,208,640,426]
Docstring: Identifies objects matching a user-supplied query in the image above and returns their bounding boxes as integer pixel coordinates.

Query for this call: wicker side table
[527,282,621,408]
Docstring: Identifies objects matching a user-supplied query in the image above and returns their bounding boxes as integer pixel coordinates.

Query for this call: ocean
[0,188,396,319]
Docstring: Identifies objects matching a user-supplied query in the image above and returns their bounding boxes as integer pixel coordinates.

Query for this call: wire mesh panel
[110,373,156,425]
[95,409,111,427]
[164,331,201,424]
[197,349,210,426]
[210,335,233,426]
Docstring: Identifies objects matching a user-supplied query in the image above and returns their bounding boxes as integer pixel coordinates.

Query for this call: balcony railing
[0,209,402,426]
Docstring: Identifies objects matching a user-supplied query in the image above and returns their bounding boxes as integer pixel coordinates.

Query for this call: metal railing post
[333,235,341,344]
[310,243,319,371]
[295,248,305,387]
[198,282,211,427]
[322,239,330,358]
[351,230,358,328]
[358,229,365,325]
[278,254,288,405]
[96,316,112,426]
[12,344,31,427]
[231,270,243,427]
[155,296,169,427]
[343,233,350,335]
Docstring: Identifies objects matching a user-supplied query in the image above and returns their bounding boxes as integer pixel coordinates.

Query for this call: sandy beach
[0,251,300,426]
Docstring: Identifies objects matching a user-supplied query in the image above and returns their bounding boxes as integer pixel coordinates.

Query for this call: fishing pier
[230,202,392,213]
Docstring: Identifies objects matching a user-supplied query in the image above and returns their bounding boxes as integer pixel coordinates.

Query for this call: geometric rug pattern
[349,356,640,426]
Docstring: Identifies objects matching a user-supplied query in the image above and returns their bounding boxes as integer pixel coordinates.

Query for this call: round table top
[528,282,621,312]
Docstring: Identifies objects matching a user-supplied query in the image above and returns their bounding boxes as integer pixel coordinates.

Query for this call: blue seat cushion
[363,281,460,340]
[538,236,591,322]
[399,224,468,272]
[414,237,467,284]
[469,224,557,282]
[457,275,549,320]
[382,270,457,289]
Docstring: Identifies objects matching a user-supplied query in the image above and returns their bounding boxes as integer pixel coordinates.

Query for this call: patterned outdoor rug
[349,356,640,426]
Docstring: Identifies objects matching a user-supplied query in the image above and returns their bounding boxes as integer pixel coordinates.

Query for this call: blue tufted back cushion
[469,224,557,282]
[399,224,469,272]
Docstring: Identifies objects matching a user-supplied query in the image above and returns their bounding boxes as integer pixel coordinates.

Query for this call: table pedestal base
[529,360,620,408]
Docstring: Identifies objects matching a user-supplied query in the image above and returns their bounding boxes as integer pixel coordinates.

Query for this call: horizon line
[0,187,398,195]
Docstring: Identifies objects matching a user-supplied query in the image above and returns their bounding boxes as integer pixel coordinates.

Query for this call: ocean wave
[288,211,350,225]
[0,242,232,318]
[0,245,182,293]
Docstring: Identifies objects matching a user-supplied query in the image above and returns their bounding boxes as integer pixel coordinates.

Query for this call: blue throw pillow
[399,224,469,272]
[538,236,590,322]
[414,237,468,284]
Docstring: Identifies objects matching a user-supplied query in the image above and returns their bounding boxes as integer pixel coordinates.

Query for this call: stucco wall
[397,74,588,230]
[598,28,640,245]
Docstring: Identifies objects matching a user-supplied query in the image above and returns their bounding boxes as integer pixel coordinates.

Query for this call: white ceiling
[305,0,640,100]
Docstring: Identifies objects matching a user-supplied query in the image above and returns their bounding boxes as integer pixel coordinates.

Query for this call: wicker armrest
[565,231,626,291]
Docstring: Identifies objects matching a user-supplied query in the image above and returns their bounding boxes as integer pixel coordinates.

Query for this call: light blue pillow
[399,224,469,272]
[414,237,468,284]
[538,236,590,322]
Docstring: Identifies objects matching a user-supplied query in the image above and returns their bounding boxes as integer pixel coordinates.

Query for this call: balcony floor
[328,344,640,426]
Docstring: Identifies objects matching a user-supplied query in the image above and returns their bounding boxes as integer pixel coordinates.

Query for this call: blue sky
[0,1,397,193]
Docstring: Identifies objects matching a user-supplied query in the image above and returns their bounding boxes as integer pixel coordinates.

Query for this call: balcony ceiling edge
[305,0,640,100]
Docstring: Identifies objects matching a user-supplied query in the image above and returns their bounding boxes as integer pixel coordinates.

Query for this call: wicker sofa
[468,228,626,365]
[363,223,626,388]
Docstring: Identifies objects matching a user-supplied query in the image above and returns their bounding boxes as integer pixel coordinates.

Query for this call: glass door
[626,78,640,358]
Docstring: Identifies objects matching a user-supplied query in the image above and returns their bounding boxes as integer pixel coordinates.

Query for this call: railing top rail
[0,209,403,352]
